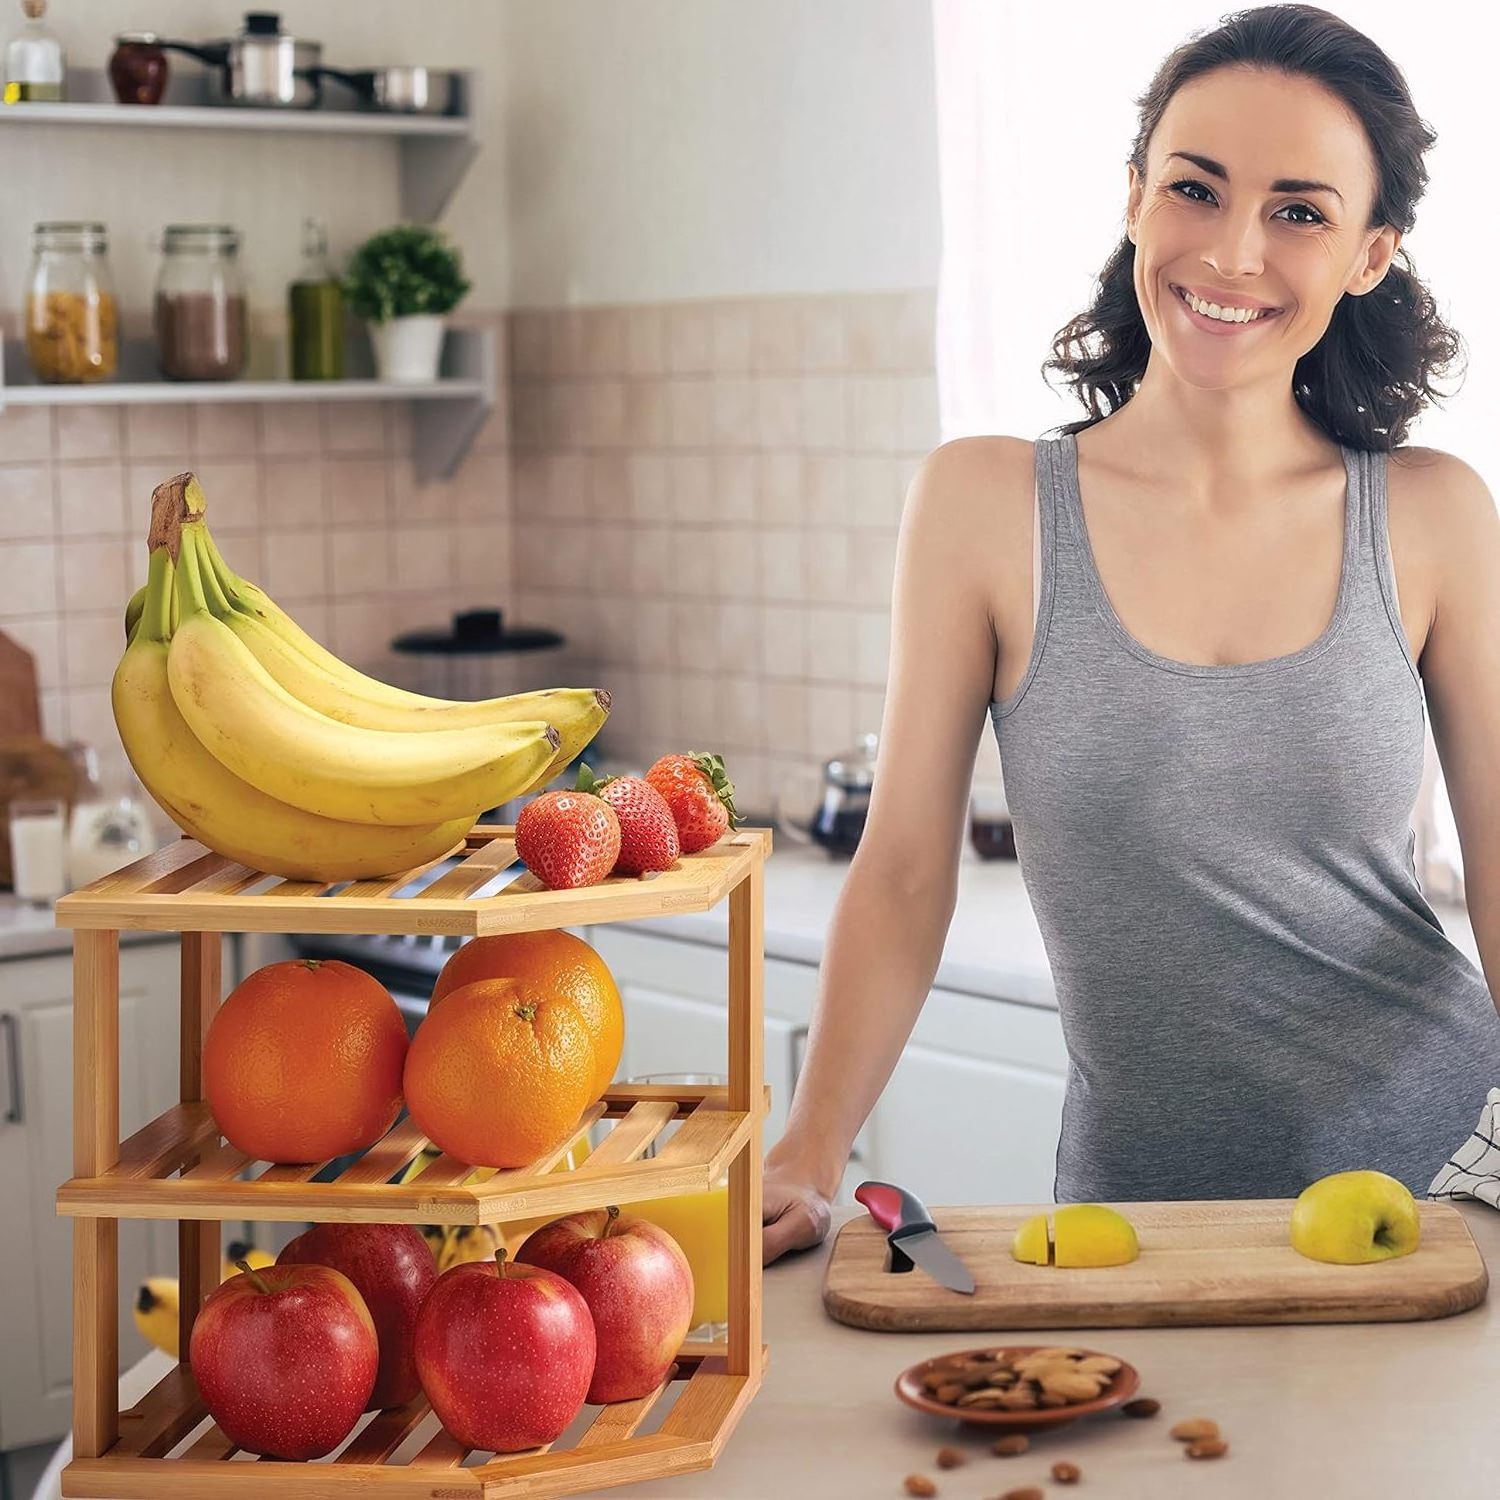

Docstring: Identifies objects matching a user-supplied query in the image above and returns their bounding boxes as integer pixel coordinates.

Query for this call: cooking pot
[160,11,321,109]
[309,64,457,116]
[774,732,879,857]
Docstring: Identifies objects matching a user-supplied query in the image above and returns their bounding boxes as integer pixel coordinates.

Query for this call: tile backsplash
[1,292,996,827]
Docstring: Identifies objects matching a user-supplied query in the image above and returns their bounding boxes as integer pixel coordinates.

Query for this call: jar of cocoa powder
[153,224,247,381]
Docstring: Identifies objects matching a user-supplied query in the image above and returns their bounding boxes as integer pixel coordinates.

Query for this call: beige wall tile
[751,298,803,375]
[802,299,848,373]
[329,526,391,595]
[802,455,849,528]
[55,406,122,461]
[851,531,898,607]
[509,310,550,379]
[622,381,671,449]
[759,528,804,601]
[716,673,765,751]
[323,401,386,455]
[453,523,510,592]
[674,669,721,743]
[848,377,901,452]
[544,452,591,521]
[124,403,193,460]
[589,453,630,521]
[194,459,261,530]
[754,379,800,448]
[263,529,329,601]
[0,540,57,614]
[0,406,54,462]
[668,453,715,523]
[849,454,905,529]
[711,303,754,373]
[709,378,756,447]
[331,598,396,667]
[853,609,891,686]
[803,529,850,606]
[194,403,260,458]
[0,465,54,539]
[800,376,849,450]
[623,306,668,377]
[854,686,887,741]
[65,685,117,756]
[633,597,675,669]
[666,303,714,375]
[757,452,803,526]
[714,454,756,524]
[626,453,673,522]
[630,525,677,594]
[582,308,629,375]
[717,601,761,673]
[759,604,807,679]
[804,607,855,682]
[582,381,627,448]
[326,458,389,527]
[552,309,587,378]
[0,614,62,685]
[262,457,325,528]
[60,539,127,614]
[806,682,855,755]
[898,375,940,453]
[763,680,808,753]
[667,379,712,449]
[587,523,633,593]
[61,612,121,687]
[260,402,323,456]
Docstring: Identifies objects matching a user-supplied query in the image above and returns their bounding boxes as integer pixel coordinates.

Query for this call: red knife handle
[854,1180,936,1237]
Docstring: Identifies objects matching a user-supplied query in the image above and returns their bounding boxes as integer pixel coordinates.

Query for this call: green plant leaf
[342,224,472,323]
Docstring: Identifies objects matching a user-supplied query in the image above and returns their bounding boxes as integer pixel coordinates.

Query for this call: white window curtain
[932,0,1497,905]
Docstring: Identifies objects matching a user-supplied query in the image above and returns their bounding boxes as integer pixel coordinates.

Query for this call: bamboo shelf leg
[726,857,764,1379]
[72,930,120,1460]
[178,933,223,1355]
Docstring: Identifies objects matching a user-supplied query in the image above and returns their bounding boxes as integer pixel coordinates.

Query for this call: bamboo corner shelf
[56,824,770,1499]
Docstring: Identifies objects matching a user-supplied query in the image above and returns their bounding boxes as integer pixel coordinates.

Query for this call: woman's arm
[762,437,1026,1260]
[1409,449,1500,1017]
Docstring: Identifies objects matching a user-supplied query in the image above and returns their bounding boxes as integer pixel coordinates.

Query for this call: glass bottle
[25,222,117,383]
[154,224,248,381]
[3,0,64,103]
[288,217,345,380]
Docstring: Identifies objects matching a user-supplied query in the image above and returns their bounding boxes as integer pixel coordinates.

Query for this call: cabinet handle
[1,1013,20,1125]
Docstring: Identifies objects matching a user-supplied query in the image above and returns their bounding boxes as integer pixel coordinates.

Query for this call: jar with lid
[154,224,248,381]
[108,32,168,105]
[4,0,65,103]
[288,216,344,379]
[25,222,118,383]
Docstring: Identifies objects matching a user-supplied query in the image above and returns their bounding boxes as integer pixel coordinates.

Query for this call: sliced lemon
[1053,1204,1139,1268]
[1011,1211,1053,1266]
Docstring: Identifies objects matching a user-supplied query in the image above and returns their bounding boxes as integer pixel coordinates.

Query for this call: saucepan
[160,11,322,109]
[307,64,458,115]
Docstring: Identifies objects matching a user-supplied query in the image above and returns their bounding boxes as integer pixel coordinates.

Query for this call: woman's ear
[1125,162,1142,244]
[1349,224,1401,296]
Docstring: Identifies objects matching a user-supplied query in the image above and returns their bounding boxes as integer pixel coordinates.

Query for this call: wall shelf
[0,327,497,481]
[0,69,479,220]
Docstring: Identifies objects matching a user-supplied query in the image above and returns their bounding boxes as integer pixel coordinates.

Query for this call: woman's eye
[1167,178,1214,204]
[1164,179,1324,225]
[1279,202,1325,226]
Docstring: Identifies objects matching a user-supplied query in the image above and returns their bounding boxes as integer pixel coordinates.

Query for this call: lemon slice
[1054,1204,1139,1268]
[1011,1212,1053,1266]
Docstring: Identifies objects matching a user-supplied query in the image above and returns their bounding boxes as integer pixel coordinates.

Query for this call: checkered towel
[1427,1088,1500,1210]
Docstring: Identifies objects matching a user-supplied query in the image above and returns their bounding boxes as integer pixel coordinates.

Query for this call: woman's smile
[1169,281,1286,337]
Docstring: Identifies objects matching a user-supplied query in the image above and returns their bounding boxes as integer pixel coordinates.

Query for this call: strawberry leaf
[687,749,739,827]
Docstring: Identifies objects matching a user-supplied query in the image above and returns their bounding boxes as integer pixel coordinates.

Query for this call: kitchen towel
[1427,1087,1500,1210]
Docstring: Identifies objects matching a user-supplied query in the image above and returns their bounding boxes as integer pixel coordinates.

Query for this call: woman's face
[1125,66,1399,391]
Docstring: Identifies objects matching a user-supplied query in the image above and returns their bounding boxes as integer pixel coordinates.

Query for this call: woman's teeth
[1175,286,1278,323]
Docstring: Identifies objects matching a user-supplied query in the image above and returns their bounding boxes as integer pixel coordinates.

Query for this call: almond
[1187,1437,1230,1459]
[1170,1418,1220,1442]
[1051,1460,1082,1483]
[935,1446,965,1469]
[991,1434,1030,1457]
[1122,1397,1161,1418]
[903,1476,937,1497]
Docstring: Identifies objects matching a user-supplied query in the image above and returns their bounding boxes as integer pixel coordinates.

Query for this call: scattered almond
[1122,1397,1160,1418]
[903,1476,937,1497]
[935,1447,965,1469]
[934,1382,965,1404]
[999,1488,1045,1500]
[991,1434,1030,1457]
[1187,1437,1229,1460]
[1051,1461,1082,1484]
[1170,1418,1220,1442]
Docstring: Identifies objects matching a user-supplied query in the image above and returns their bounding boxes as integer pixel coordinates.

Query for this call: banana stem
[174,523,210,618]
[192,527,235,618]
[139,548,175,644]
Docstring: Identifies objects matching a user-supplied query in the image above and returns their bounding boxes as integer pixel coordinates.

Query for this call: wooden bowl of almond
[895,1345,1140,1432]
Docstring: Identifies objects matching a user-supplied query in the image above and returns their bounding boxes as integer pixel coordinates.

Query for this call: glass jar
[108,32,168,105]
[154,224,248,381]
[4,0,65,103]
[288,216,345,379]
[25,222,118,383]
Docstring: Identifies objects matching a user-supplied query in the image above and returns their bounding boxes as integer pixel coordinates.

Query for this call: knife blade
[854,1180,976,1294]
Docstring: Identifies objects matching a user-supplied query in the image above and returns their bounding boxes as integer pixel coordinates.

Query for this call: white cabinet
[583,923,1066,1208]
[0,939,193,1452]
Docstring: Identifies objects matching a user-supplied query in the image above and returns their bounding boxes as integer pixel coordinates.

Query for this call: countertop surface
[606,1200,1500,1498]
[2,839,1484,1011]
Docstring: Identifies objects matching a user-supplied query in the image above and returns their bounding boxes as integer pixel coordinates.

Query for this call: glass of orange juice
[615,1072,730,1340]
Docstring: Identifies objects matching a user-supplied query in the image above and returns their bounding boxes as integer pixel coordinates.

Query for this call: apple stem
[603,1205,621,1238]
[236,1258,272,1295]
[494,1247,509,1278]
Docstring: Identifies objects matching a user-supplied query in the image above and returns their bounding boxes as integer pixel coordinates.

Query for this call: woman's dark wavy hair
[1043,3,1464,451]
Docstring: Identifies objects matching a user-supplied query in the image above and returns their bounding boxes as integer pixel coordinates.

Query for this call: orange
[404,978,600,1168]
[431,931,623,1099]
[202,959,407,1165]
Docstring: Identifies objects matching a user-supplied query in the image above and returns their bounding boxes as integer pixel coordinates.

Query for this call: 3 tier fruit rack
[54,823,770,1498]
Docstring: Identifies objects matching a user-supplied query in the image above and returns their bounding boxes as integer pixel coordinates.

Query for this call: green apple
[1289,1170,1421,1265]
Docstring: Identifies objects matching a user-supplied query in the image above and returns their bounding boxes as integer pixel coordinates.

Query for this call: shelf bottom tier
[63,1342,768,1499]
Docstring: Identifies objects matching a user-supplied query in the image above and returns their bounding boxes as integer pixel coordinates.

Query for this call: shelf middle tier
[58,1083,768,1226]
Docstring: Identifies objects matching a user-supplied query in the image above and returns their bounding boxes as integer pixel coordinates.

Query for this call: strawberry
[575,764,680,876]
[514,789,621,890]
[644,751,738,854]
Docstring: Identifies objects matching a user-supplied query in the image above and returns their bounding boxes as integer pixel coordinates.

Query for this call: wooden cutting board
[823,1201,1489,1330]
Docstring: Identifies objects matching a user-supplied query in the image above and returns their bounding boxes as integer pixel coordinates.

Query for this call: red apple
[414,1249,595,1452]
[277,1222,437,1410]
[189,1260,377,1460]
[515,1205,694,1403]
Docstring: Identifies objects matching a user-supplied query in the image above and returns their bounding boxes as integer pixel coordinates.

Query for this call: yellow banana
[223,1241,274,1280]
[438,1223,506,1273]
[112,547,474,880]
[133,1277,180,1358]
[166,529,559,826]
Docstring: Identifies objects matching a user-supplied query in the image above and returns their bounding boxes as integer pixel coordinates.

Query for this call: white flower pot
[369,314,446,384]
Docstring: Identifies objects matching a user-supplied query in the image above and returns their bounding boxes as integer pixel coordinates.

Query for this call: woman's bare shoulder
[906,435,1037,550]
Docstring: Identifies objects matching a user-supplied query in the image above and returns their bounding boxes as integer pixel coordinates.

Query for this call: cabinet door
[0,941,182,1451]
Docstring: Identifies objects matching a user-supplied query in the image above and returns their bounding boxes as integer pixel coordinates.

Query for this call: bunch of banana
[113,473,611,881]
[132,1242,275,1357]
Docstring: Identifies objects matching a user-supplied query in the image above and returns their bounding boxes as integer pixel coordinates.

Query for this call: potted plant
[343,224,472,384]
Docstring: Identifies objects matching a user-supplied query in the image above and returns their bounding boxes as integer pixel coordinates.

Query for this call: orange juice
[617,1177,729,1328]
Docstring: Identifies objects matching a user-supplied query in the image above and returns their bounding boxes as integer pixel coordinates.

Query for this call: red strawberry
[644,751,738,854]
[514,790,621,890]
[575,765,679,876]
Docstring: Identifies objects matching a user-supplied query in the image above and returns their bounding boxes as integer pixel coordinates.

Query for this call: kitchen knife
[854,1180,976,1294]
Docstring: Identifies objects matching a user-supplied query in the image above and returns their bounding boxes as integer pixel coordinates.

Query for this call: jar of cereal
[25,221,118,383]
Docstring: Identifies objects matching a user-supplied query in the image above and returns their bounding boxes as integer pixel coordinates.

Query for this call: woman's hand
[762,1153,835,1265]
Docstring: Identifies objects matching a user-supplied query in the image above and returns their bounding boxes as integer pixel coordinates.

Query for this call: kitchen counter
[630,837,1484,1010]
[607,1200,1500,1498]
[0,892,183,960]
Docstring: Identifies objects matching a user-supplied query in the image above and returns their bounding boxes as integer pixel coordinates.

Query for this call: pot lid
[825,731,879,790]
[391,609,565,656]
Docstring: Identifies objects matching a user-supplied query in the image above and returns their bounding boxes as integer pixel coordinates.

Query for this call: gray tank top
[990,431,1500,1203]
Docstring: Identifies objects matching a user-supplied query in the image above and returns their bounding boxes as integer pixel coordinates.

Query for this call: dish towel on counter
[1428,1087,1500,1209]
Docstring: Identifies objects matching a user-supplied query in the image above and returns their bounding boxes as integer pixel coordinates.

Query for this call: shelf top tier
[54,824,770,936]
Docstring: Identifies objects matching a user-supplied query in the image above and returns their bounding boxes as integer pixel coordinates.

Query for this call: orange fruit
[431,932,623,1099]
[404,978,598,1168]
[202,959,407,1165]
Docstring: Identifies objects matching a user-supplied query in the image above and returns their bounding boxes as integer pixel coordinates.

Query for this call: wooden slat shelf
[54,826,769,936]
[63,1346,770,1499]
[58,1084,770,1225]
[60,820,769,1499]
